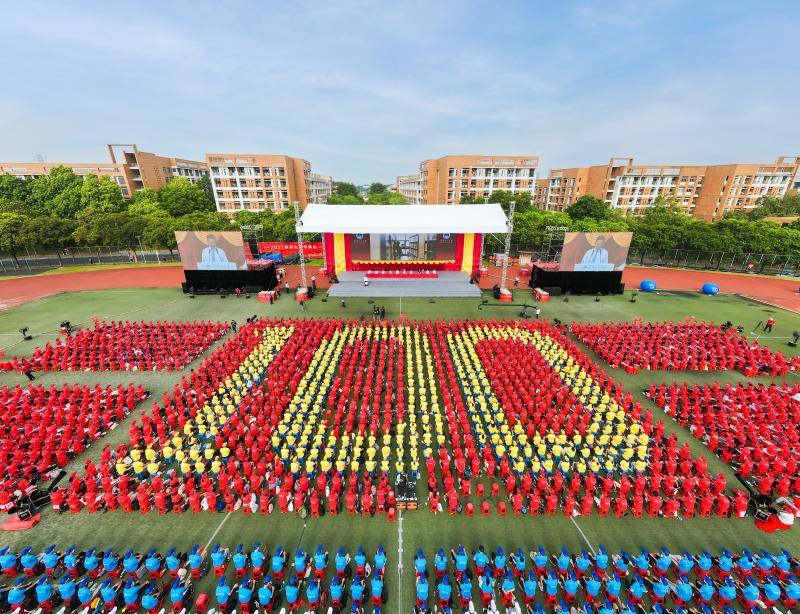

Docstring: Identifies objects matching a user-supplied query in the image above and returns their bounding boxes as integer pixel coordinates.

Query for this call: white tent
[296,203,509,234]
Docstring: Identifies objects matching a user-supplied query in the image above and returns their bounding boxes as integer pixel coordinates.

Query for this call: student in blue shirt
[19,547,37,573]
[696,550,713,576]
[257,579,274,608]
[456,573,471,603]
[99,579,117,606]
[35,577,53,606]
[544,570,559,599]
[522,570,537,600]
[594,546,609,574]
[453,546,468,574]
[479,570,495,598]
[251,543,265,572]
[42,545,59,573]
[374,545,387,574]
[533,547,548,575]
[698,578,715,604]
[763,576,781,604]
[673,577,692,605]
[306,578,321,606]
[122,550,139,575]
[756,550,774,575]
[717,579,737,604]
[416,575,429,607]
[633,549,650,576]
[628,576,645,602]
[285,576,300,606]
[371,572,384,602]
[233,545,248,574]
[330,576,345,605]
[58,576,76,604]
[238,577,254,607]
[676,552,695,577]
[313,545,328,575]
[414,549,427,576]
[293,548,308,577]
[123,579,141,607]
[145,549,162,576]
[102,549,119,575]
[77,578,93,607]
[473,547,489,575]
[741,579,760,606]
[271,547,286,576]
[435,548,448,576]
[652,576,670,603]
[215,577,231,608]
[718,548,733,576]
[575,550,592,576]
[349,576,365,604]
[7,579,26,609]
[210,545,227,571]
[585,572,602,601]
[500,571,515,597]
[188,545,203,575]
[606,572,621,601]
[63,546,78,575]
[437,573,452,605]
[335,548,348,576]
[494,546,507,575]
[0,548,16,576]
[557,547,572,575]
[141,584,159,611]
[564,571,580,600]
[354,547,367,575]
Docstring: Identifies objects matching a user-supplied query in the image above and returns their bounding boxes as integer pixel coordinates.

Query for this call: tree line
[2,167,799,267]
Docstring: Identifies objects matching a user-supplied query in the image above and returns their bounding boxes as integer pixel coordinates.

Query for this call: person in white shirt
[200,234,230,268]
[579,236,609,267]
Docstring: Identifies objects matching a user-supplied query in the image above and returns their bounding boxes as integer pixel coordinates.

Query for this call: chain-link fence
[0,246,180,275]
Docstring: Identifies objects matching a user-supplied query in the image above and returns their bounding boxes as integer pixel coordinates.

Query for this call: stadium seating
[0,543,387,612]
[648,381,800,498]
[17,320,228,372]
[571,321,797,375]
[415,545,800,611]
[0,383,148,508]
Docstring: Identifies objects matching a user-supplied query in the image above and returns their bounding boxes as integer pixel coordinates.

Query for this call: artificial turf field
[1,285,799,611]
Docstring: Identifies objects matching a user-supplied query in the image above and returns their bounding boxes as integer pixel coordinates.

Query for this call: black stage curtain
[182,268,278,294]
[528,265,624,295]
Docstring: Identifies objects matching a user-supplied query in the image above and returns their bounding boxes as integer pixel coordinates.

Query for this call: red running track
[0,264,798,312]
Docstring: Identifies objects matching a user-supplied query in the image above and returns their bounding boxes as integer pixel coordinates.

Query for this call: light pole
[292,201,308,292]
[136,236,146,263]
[499,200,516,292]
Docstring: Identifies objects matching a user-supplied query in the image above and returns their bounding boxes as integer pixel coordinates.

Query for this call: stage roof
[296,203,509,234]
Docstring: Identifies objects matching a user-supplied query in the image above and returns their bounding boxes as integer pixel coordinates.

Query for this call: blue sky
[1,0,798,183]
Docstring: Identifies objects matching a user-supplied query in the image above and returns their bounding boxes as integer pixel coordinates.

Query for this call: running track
[0,265,798,311]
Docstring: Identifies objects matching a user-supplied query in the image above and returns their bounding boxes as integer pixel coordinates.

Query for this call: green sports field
[1,286,799,610]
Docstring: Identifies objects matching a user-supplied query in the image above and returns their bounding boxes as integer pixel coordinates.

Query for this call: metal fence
[0,246,180,275]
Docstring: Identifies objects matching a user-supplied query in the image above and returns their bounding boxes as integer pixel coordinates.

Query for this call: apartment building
[397,155,539,205]
[309,173,333,204]
[207,153,330,213]
[0,144,207,198]
[533,178,550,209]
[542,156,800,220]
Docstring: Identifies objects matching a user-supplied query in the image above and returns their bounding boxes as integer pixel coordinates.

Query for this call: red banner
[257,242,324,257]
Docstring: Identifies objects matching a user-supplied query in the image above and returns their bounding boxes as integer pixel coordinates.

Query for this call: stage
[327,271,482,298]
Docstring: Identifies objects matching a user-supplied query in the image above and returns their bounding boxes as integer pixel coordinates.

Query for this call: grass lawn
[0,286,799,609]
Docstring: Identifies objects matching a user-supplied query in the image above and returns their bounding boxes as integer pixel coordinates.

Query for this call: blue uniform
[100,583,117,603]
[350,581,365,601]
[211,549,226,568]
[439,581,452,600]
[233,551,247,571]
[330,581,344,601]
[238,583,253,604]
[171,583,186,604]
[258,584,273,605]
[216,583,231,604]
[372,578,384,597]
[42,550,58,570]
[374,550,387,571]
[123,554,138,574]
[285,582,299,604]
[142,592,159,610]
[306,582,319,603]
[36,581,53,604]
[78,584,93,604]
[124,583,141,606]
[58,579,76,601]
[251,550,265,569]
[461,578,473,599]
[417,580,429,601]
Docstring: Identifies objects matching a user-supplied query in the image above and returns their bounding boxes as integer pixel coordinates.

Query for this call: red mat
[1,514,41,531]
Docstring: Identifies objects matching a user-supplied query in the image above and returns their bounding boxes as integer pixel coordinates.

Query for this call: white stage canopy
[296,203,509,234]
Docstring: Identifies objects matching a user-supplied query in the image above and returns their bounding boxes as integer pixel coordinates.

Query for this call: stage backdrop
[349,233,457,261]
[175,231,248,271]
[559,232,632,272]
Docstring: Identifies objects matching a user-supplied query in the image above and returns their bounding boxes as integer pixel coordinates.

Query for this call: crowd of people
[10,320,228,372]
[570,321,797,375]
[0,383,148,507]
[648,381,800,499]
[0,543,388,612]
[413,545,800,612]
[36,317,763,521]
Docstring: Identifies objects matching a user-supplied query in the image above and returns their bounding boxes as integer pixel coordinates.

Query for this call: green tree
[173,211,233,231]
[0,174,32,203]
[488,190,533,214]
[28,166,82,218]
[157,177,215,216]
[0,197,29,215]
[18,216,76,264]
[366,191,407,205]
[127,188,161,216]
[566,195,613,220]
[232,210,262,227]
[333,182,360,199]
[629,203,691,252]
[72,211,147,247]
[747,192,800,219]
[368,182,387,194]
[80,175,124,212]
[196,175,215,205]
[459,194,483,204]
[328,194,363,204]
[0,213,30,267]
[141,212,179,256]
